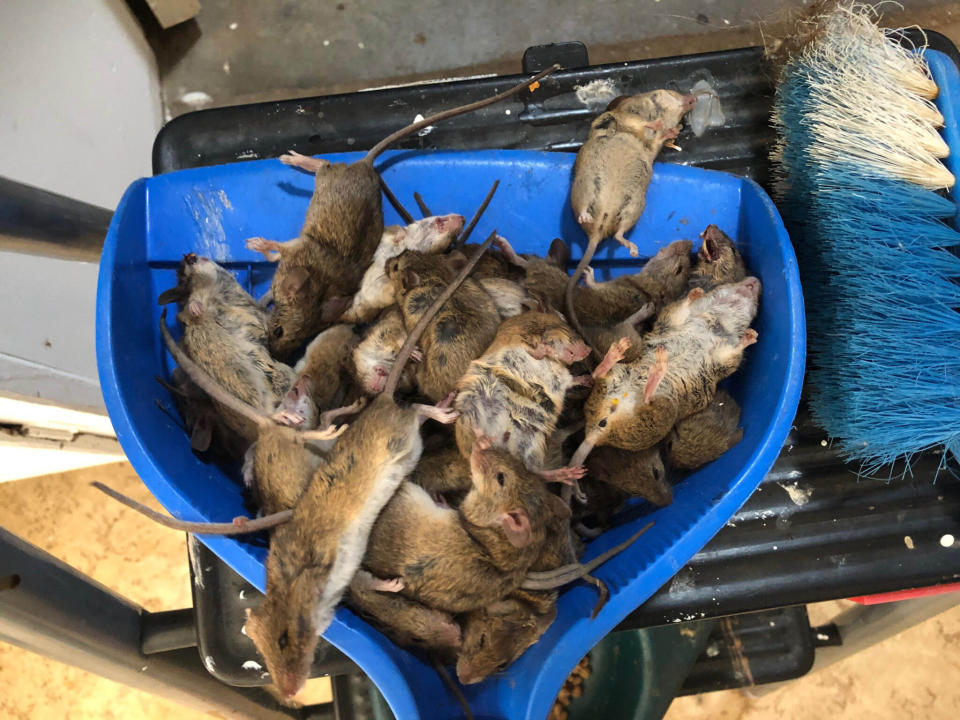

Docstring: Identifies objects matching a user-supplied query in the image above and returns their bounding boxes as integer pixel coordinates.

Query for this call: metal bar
[0,528,295,719]
[141,608,198,655]
[0,176,111,261]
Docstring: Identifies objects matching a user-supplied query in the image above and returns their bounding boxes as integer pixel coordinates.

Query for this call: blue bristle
[773,31,960,474]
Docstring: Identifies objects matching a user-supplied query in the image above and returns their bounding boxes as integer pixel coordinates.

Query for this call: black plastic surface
[158,40,960,684]
[679,606,815,694]
[188,539,356,687]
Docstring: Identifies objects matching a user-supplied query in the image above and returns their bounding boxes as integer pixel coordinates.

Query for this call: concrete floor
[155,0,958,118]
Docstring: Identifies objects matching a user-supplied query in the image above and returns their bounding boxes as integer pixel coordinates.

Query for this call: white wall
[0,0,162,208]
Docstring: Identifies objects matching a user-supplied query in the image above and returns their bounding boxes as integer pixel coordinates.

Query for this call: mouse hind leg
[279,150,330,174]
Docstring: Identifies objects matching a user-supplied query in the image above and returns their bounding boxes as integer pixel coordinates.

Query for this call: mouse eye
[598,418,607,428]
[278,629,289,651]
[273,326,284,338]
[479,633,486,649]
[495,662,508,672]
[675,264,683,275]
[496,472,505,486]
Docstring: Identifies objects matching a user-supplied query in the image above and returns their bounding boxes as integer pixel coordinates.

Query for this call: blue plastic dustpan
[96,149,804,719]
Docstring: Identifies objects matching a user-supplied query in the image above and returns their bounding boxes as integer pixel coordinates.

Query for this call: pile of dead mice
[118,70,762,699]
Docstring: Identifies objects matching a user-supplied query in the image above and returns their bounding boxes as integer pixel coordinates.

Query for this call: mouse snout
[276,671,303,699]
[183,252,198,266]
[456,658,481,685]
[435,214,465,233]
[682,93,698,111]
[561,341,592,364]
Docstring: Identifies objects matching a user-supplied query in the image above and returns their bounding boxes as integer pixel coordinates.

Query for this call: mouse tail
[565,234,602,359]
[432,655,475,720]
[452,179,499,251]
[520,521,654,590]
[383,230,496,398]
[159,309,269,431]
[92,482,292,535]
[363,65,560,164]
[584,573,610,619]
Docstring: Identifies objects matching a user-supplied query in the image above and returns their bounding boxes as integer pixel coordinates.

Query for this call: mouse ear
[499,509,531,548]
[401,268,420,293]
[605,95,629,111]
[445,251,468,275]
[278,267,310,299]
[547,238,570,268]
[157,286,185,305]
[544,491,572,520]
[590,111,619,134]
[320,296,352,323]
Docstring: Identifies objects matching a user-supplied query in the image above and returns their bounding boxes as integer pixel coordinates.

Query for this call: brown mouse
[289,323,361,410]
[341,214,465,323]
[388,249,500,402]
[347,569,462,656]
[246,66,559,359]
[157,253,306,436]
[584,445,671,506]
[411,444,474,506]
[479,277,535,319]
[566,90,696,341]
[244,232,497,699]
[456,595,556,684]
[352,307,417,395]
[664,388,743,469]
[689,224,747,292]
[496,236,690,335]
[157,368,248,460]
[454,311,592,484]
[363,436,570,616]
[571,277,761,466]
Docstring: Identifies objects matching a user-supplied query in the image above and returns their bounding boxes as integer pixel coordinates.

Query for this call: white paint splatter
[324,39,330,47]
[941,534,955,548]
[706,643,719,657]
[141,665,148,672]
[204,655,217,673]
[820,439,828,447]
[358,41,365,49]
[229,22,238,30]
[779,481,812,506]
[816,632,829,641]
[242,660,263,671]
[412,113,435,137]
[180,91,214,109]
[185,188,234,261]
[575,79,619,108]
[505,109,511,115]
[187,536,204,590]
[239,589,246,600]
[223,61,231,74]
[904,535,915,550]
[241,624,248,637]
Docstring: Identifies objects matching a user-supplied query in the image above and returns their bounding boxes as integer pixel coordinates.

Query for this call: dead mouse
[584,445,671,506]
[410,444,474,506]
[347,569,462,657]
[496,236,690,337]
[157,368,248,460]
[456,595,556,684]
[571,277,761,466]
[520,521,654,616]
[157,253,304,436]
[341,214,464,323]
[479,277,535,319]
[352,307,416,395]
[454,311,592,484]
[243,233,496,699]
[363,435,571,616]
[246,66,559,359]
[665,388,743,470]
[688,224,747,292]
[388,248,500,402]
[566,90,696,340]
[289,324,362,411]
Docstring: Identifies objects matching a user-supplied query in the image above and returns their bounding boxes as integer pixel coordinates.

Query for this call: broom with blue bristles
[771,2,960,473]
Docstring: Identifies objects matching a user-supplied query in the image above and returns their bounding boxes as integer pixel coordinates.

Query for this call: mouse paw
[572,374,593,387]
[615,231,640,258]
[432,492,450,508]
[414,403,459,425]
[593,337,632,378]
[536,465,587,485]
[624,302,655,326]
[279,150,330,173]
[739,328,758,349]
[493,235,526,267]
[245,236,282,261]
[188,299,204,317]
[272,409,306,427]
[583,266,598,288]
[577,210,595,226]
[303,424,349,442]
[410,347,424,362]
[232,516,250,528]
[369,576,405,593]
[435,391,457,410]
[686,287,706,303]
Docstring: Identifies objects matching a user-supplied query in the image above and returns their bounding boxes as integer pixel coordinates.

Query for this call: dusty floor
[1,463,958,719]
